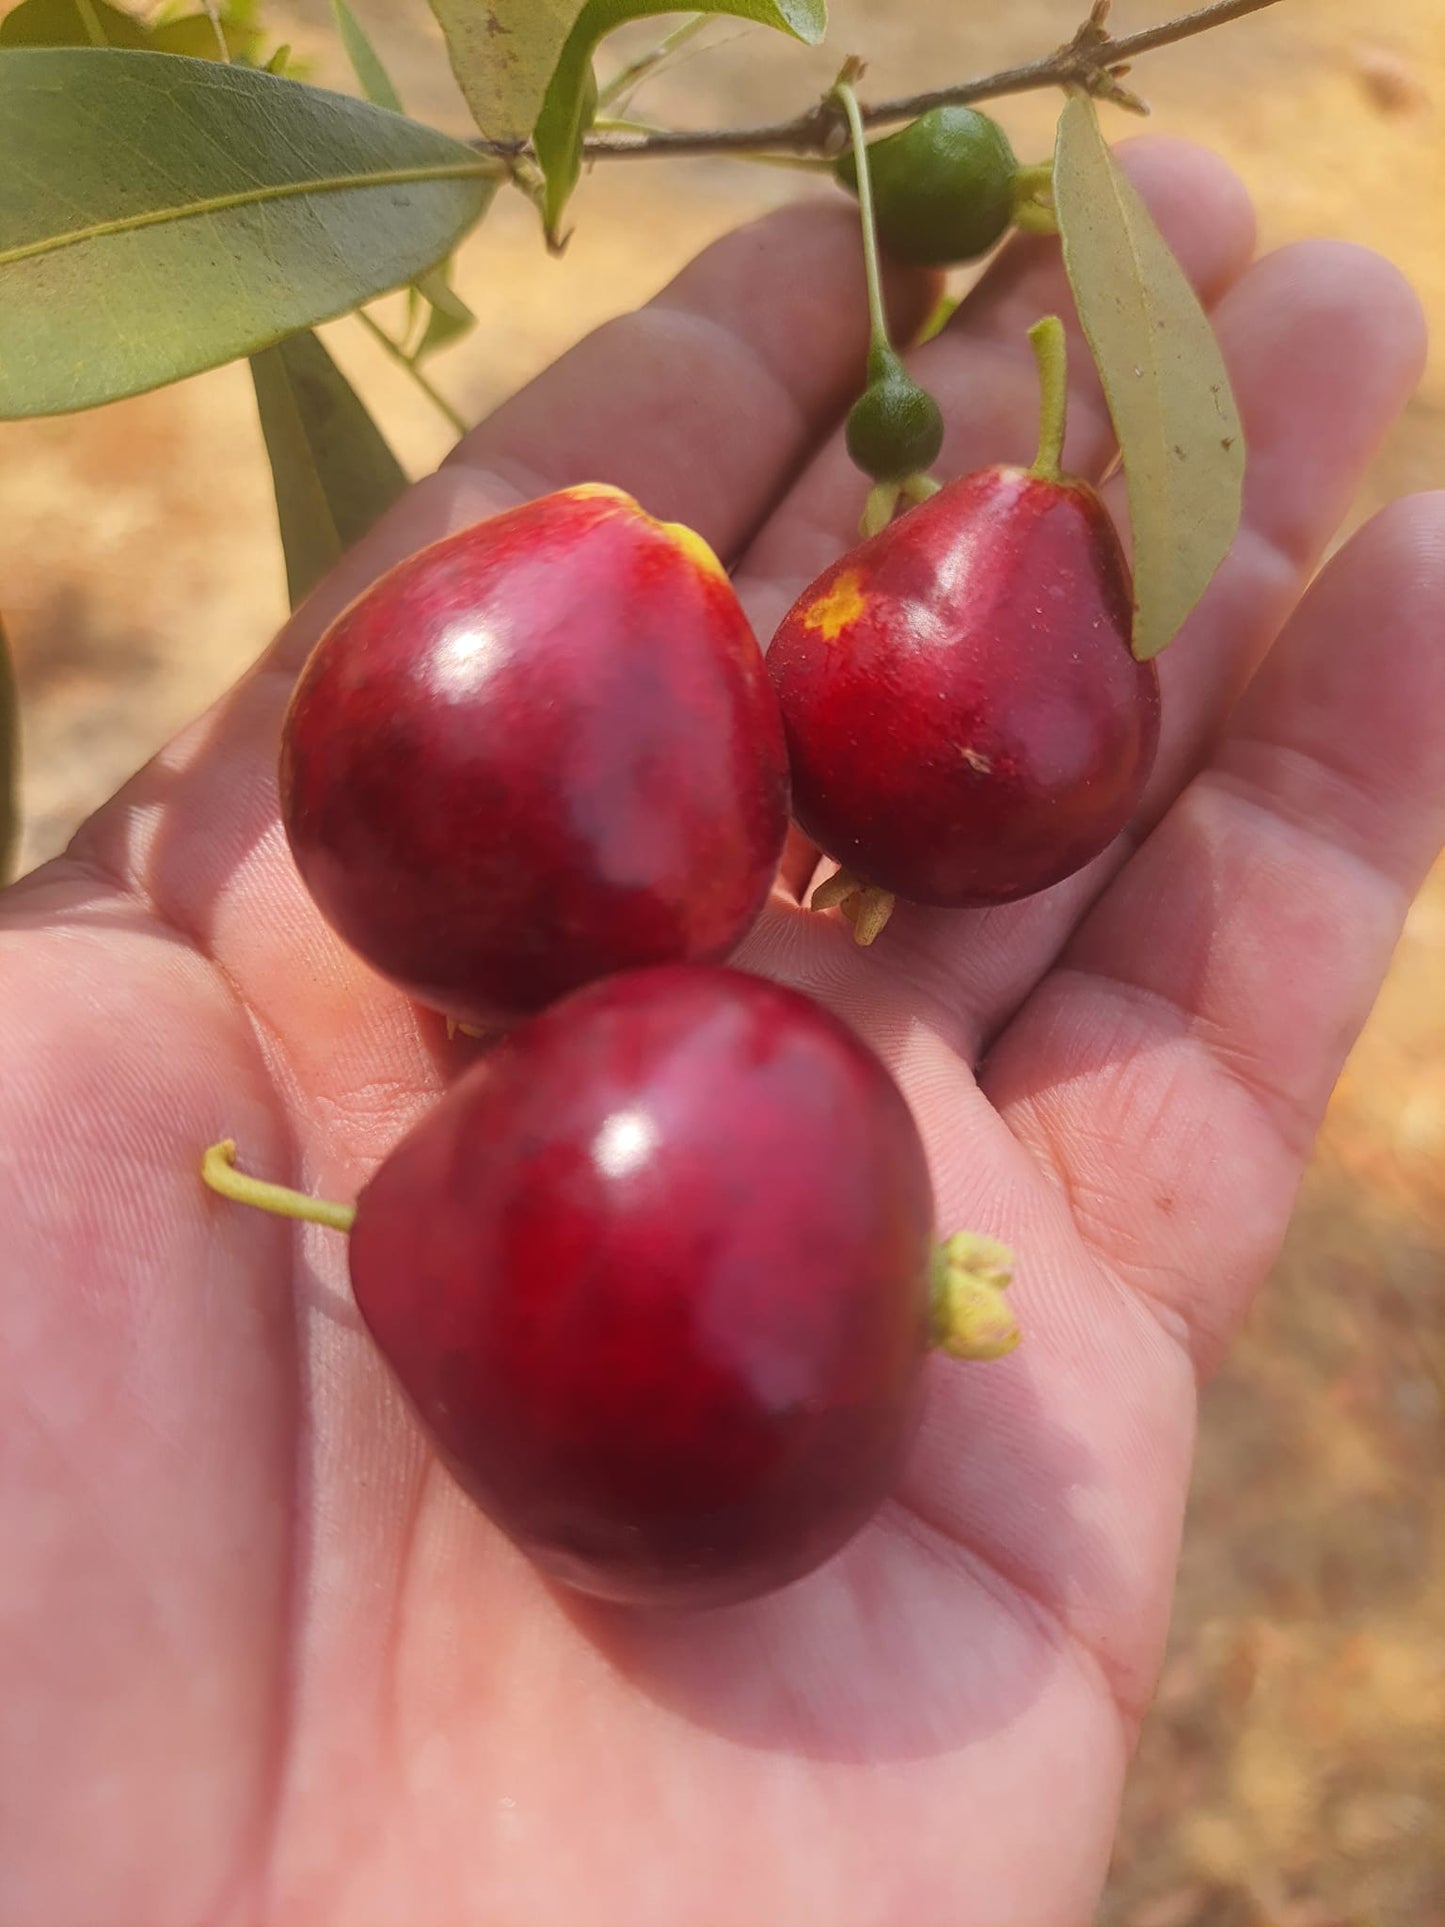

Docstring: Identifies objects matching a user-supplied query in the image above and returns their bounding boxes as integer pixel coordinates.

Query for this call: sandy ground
[0,3,1441,1920]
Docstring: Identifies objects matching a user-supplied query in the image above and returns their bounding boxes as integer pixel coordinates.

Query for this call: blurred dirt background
[1,2,1441,1920]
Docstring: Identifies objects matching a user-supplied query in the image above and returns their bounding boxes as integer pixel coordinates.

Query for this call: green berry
[845,351,945,484]
[836,107,1019,268]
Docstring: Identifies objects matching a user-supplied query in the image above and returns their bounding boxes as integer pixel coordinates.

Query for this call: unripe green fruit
[836,106,1019,268]
[846,352,945,483]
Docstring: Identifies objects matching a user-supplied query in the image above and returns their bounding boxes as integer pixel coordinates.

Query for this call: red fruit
[280,486,788,1027]
[349,965,938,1608]
[768,466,1160,909]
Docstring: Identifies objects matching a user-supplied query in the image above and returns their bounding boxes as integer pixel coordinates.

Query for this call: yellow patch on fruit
[800,569,867,643]
[563,482,637,508]
[563,487,729,584]
[659,519,728,584]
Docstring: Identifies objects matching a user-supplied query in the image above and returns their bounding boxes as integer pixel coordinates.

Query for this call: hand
[2,138,1440,1927]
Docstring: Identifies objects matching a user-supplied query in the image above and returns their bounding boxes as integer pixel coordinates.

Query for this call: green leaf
[1054,93,1244,661]
[427,0,589,142]
[0,612,17,884]
[250,328,408,608]
[331,0,401,112]
[410,261,475,358]
[0,0,151,48]
[0,49,499,419]
[606,0,823,37]
[533,0,826,242]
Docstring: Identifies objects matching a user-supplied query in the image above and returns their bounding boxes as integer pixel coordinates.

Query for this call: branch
[559,0,1287,161]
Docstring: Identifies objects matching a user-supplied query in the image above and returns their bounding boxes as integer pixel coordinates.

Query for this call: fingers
[926,238,1426,1053]
[979,494,1445,1372]
[268,200,935,674]
[736,138,1256,632]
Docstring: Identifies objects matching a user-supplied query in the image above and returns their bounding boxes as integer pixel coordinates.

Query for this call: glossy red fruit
[767,464,1160,908]
[280,486,788,1027]
[349,965,936,1608]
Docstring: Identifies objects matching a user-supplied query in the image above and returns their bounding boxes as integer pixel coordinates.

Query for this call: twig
[197,0,229,62]
[477,0,1284,163]
[596,14,712,112]
[354,310,468,437]
[583,0,1285,156]
[74,0,107,45]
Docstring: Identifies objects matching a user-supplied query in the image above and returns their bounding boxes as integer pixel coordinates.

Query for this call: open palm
[3,139,1443,1927]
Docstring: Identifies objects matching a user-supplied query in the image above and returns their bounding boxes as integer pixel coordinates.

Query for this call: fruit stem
[930,1232,1020,1360]
[860,480,902,537]
[201,1140,356,1234]
[1028,314,1069,482]
[1011,159,1057,232]
[832,75,892,365]
[1012,160,1055,198]
[1013,200,1060,237]
[859,471,939,537]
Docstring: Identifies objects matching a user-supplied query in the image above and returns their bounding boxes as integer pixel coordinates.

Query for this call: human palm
[3,139,1443,1927]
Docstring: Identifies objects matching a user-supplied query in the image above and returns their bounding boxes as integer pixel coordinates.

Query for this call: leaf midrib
[0,158,494,269]
[1097,154,1179,586]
